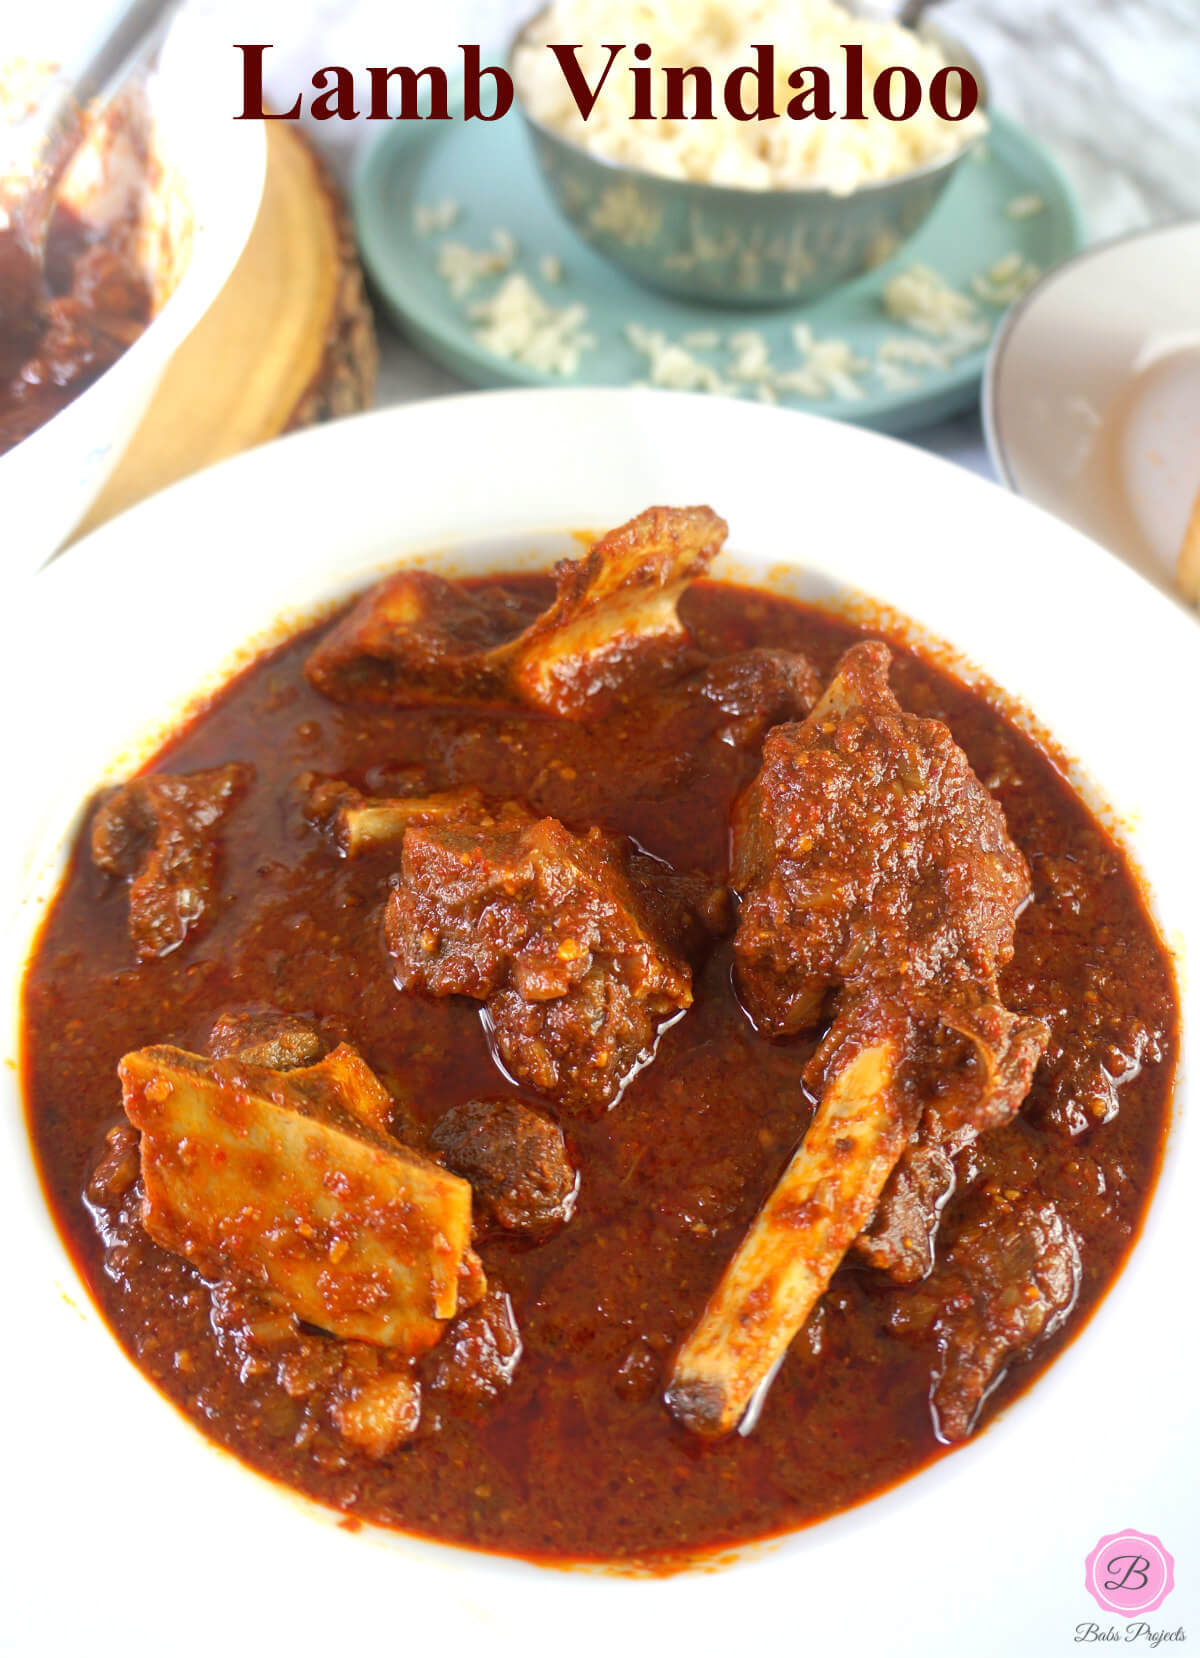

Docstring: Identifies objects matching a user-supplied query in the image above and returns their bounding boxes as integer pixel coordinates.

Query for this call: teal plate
[354,108,1085,435]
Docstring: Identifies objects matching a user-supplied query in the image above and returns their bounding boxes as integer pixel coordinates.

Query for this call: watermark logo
[1085,1531,1175,1618]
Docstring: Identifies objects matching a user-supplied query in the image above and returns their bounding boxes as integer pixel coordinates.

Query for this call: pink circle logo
[1085,1531,1175,1618]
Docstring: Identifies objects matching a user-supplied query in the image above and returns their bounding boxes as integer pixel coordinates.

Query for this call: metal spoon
[0,0,180,372]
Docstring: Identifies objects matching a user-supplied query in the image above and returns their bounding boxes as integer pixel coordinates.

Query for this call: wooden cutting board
[74,122,377,539]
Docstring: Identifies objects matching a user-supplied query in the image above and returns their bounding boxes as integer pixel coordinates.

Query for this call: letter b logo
[1103,1554,1150,1593]
[1085,1532,1174,1617]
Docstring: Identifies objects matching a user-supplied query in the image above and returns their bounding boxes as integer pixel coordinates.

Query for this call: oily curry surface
[22,572,1175,1565]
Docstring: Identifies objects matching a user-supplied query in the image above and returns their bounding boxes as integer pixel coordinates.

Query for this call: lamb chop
[305,505,728,718]
[666,641,1048,1436]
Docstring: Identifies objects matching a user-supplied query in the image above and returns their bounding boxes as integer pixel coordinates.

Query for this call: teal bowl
[512,23,989,309]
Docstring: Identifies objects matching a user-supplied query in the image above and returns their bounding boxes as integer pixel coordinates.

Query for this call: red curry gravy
[21,576,1176,1566]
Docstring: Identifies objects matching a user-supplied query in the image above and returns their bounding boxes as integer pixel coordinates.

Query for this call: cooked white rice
[513,0,987,196]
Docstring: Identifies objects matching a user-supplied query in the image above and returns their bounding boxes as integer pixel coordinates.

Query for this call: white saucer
[985,220,1200,614]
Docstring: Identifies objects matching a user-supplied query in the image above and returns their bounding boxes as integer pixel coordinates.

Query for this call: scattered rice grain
[471,274,594,374]
[436,228,520,298]
[1006,193,1046,220]
[413,198,460,236]
[881,263,990,350]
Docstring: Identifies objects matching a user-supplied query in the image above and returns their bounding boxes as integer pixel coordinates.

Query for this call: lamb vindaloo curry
[0,205,150,456]
[22,506,1176,1565]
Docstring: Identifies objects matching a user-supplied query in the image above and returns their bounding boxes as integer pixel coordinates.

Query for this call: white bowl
[0,33,265,574]
[3,389,1197,1656]
[984,220,1200,611]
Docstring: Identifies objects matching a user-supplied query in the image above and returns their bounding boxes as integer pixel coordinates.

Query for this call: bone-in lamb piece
[506,504,727,717]
[91,765,252,961]
[667,643,1047,1435]
[121,1042,482,1353]
[386,814,714,1113]
[304,505,728,718]
[665,1034,906,1436]
[735,640,1047,1276]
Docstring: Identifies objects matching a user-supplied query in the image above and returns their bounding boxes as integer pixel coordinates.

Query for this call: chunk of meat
[853,1002,1045,1281]
[120,1042,481,1353]
[668,643,1047,1434]
[734,642,1047,1145]
[428,1097,578,1239]
[688,648,820,747]
[386,815,711,1112]
[429,1287,523,1403]
[852,1136,956,1282]
[91,765,251,961]
[733,643,1039,1059]
[304,575,540,707]
[305,505,727,718]
[208,1007,327,1071]
[889,1190,1081,1441]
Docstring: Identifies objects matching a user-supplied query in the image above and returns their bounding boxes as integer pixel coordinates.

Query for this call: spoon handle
[3,0,181,245]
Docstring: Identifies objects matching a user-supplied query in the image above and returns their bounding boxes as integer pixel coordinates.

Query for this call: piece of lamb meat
[667,643,1047,1436]
[687,648,820,748]
[208,1007,328,1072]
[733,639,1048,1284]
[91,765,252,961]
[852,1137,959,1283]
[853,1004,1044,1283]
[305,505,727,718]
[889,1188,1081,1441]
[428,1286,523,1403]
[732,642,1040,1067]
[386,814,719,1112]
[428,1097,578,1240]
